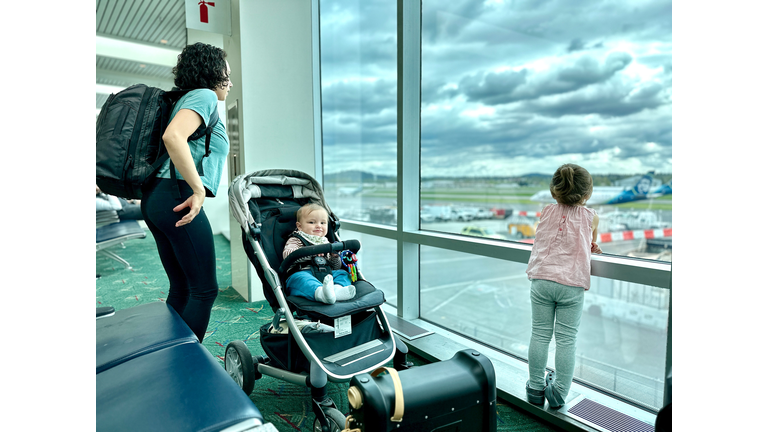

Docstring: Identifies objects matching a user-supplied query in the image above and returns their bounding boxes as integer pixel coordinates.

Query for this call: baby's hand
[591,242,603,254]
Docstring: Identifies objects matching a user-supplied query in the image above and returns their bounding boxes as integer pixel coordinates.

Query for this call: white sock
[334,284,356,302]
[314,274,336,304]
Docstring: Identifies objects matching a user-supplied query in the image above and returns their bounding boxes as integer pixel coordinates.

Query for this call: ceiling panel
[96,0,186,48]
[96,0,187,109]
[96,56,174,83]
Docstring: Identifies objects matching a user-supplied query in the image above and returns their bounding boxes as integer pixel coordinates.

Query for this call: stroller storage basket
[261,310,385,374]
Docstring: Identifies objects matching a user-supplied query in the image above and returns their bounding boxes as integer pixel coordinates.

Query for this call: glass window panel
[420,1,672,262]
[320,0,398,225]
[420,246,669,409]
[337,230,398,307]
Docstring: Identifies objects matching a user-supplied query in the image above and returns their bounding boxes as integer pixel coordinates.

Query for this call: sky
[319,0,672,178]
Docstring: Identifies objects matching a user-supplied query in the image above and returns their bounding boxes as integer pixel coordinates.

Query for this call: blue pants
[528,279,585,399]
[286,269,351,301]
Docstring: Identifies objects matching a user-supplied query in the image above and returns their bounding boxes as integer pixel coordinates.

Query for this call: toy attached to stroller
[224,169,412,432]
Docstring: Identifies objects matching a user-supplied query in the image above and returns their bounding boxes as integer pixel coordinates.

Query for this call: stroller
[224,169,412,432]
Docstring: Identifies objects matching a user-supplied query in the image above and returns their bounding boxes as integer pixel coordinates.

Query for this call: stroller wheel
[312,408,347,432]
[224,341,255,395]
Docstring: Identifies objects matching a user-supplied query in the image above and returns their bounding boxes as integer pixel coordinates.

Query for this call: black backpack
[95,84,219,200]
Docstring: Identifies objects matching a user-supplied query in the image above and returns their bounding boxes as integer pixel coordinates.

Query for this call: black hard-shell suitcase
[344,349,496,432]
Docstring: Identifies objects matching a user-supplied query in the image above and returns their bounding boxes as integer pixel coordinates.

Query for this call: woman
[140,42,233,342]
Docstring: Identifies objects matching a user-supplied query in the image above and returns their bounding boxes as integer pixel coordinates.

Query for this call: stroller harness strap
[284,232,336,282]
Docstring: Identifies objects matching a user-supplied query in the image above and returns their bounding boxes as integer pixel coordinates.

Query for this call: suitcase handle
[343,415,361,432]
[371,367,404,423]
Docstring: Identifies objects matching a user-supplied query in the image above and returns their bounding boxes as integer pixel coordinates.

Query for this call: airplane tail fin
[605,172,655,204]
[630,172,654,196]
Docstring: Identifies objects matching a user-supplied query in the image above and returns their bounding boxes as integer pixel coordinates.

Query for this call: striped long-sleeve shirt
[282,231,342,275]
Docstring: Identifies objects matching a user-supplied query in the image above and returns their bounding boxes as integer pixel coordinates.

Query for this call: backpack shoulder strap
[165,90,220,195]
[188,102,219,161]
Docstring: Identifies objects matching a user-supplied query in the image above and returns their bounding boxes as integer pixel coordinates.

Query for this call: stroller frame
[225,169,411,432]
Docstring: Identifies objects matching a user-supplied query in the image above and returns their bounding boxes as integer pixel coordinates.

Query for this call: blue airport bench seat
[96,210,119,228]
[96,219,147,269]
[96,302,198,374]
[96,302,276,432]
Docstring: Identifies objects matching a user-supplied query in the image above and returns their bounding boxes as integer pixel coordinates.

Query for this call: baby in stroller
[283,203,356,304]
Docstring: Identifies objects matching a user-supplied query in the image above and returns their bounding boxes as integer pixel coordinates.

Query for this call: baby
[282,203,356,304]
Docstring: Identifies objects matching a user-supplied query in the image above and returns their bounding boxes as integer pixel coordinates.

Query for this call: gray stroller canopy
[228,169,333,229]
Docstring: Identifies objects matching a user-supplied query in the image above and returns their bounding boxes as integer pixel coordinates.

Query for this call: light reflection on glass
[320,0,398,226]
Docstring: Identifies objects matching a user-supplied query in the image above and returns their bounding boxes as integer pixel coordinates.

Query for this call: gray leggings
[528,279,585,398]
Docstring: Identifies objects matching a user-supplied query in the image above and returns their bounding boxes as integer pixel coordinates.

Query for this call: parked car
[452,208,476,222]
[460,206,495,220]
[367,206,396,224]
[506,215,538,238]
[422,205,454,221]
[474,208,495,219]
[460,226,506,240]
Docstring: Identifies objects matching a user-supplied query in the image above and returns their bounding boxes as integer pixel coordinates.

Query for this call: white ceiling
[96,0,189,110]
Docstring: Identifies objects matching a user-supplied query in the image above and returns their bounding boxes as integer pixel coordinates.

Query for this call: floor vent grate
[566,398,654,432]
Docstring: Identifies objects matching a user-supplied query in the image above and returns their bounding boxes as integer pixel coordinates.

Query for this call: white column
[225,0,319,302]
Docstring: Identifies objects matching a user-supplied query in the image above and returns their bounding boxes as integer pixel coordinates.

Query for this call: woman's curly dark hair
[172,42,229,91]
[550,163,593,206]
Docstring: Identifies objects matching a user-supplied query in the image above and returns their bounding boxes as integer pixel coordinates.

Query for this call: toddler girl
[525,164,602,409]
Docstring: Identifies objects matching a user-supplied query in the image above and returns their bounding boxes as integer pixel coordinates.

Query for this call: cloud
[319,0,397,82]
[567,38,587,52]
[456,52,633,106]
[517,77,669,118]
[322,78,397,116]
[320,0,672,177]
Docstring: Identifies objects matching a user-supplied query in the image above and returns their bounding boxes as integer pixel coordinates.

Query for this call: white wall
[238,0,317,174]
[223,0,319,302]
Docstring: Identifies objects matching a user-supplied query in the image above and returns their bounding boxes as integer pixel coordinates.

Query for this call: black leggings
[140,179,218,342]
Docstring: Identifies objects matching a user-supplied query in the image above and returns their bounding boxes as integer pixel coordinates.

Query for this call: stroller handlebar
[278,240,361,275]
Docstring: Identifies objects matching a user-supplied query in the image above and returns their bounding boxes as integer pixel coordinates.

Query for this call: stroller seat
[285,279,384,320]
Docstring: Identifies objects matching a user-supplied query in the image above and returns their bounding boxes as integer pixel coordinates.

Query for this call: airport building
[90,1,674,431]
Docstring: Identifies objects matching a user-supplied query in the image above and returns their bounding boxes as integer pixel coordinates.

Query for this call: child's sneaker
[545,371,555,388]
[526,381,545,405]
[545,384,565,409]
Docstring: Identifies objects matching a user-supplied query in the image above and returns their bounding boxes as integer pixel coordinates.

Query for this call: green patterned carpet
[96,229,561,431]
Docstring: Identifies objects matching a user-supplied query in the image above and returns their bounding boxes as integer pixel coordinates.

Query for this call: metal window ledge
[381,303,659,432]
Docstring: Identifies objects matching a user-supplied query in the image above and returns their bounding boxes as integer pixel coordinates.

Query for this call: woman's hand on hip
[174,191,205,227]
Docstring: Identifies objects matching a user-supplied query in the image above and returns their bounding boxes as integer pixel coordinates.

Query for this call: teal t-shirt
[156,89,229,197]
